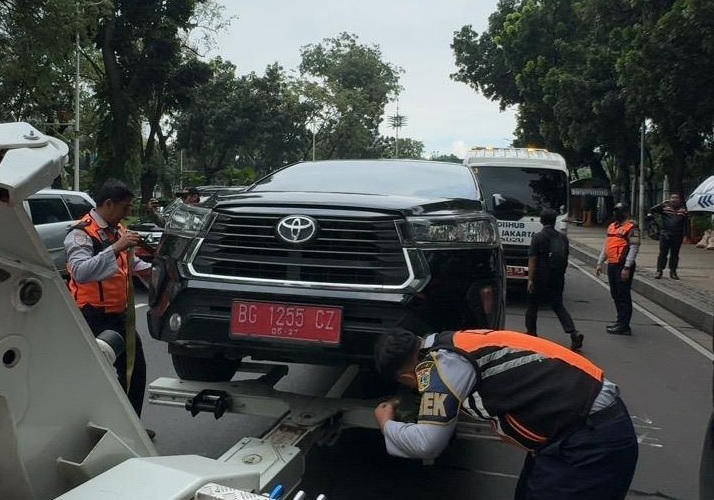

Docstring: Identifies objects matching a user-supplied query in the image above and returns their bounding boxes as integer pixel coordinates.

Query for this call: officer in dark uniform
[64,179,152,420]
[373,328,638,500]
[595,202,640,335]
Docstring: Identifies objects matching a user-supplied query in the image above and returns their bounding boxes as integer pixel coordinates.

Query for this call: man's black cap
[175,187,199,197]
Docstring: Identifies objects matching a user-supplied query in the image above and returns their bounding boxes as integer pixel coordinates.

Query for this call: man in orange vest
[373,328,638,499]
[595,202,641,335]
[64,179,152,421]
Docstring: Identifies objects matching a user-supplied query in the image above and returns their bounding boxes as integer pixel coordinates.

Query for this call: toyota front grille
[191,210,410,286]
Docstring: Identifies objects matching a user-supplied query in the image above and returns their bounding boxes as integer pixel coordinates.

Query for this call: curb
[569,243,713,335]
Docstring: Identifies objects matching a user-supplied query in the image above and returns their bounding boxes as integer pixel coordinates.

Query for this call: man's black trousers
[81,305,147,417]
[656,233,683,272]
[525,274,576,335]
[515,397,639,499]
[607,263,635,328]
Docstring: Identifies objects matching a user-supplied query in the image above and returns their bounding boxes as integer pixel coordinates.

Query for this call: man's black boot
[606,322,619,329]
[607,324,632,335]
[569,331,584,351]
[654,270,662,279]
[670,270,680,280]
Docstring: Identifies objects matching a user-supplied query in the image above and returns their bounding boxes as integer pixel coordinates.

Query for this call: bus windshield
[474,166,568,221]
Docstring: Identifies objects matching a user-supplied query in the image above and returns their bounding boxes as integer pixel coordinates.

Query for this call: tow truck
[0,122,497,499]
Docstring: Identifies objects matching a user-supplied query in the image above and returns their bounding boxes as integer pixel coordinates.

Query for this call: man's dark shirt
[529,226,569,282]
[652,201,688,237]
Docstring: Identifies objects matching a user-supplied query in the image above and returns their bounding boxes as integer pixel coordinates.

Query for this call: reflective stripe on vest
[429,330,604,451]
[605,220,635,264]
[68,214,129,314]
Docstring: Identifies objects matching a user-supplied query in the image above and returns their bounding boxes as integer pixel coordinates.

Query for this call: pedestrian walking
[525,208,583,350]
[64,179,154,437]
[651,193,689,280]
[595,202,640,335]
[373,328,639,500]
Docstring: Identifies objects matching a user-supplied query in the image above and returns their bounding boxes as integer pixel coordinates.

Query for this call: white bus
[464,147,570,282]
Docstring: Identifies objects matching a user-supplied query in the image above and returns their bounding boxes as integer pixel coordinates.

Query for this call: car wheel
[171,353,239,382]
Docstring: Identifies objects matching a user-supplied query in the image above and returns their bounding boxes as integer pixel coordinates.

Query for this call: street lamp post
[638,121,646,231]
[74,30,81,191]
[308,118,317,161]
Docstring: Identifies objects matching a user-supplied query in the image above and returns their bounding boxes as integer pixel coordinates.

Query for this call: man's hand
[113,231,140,253]
[527,279,534,294]
[595,264,602,277]
[374,398,401,432]
[621,268,631,282]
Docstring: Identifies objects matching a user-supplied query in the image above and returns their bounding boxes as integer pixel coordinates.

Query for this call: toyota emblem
[276,215,318,244]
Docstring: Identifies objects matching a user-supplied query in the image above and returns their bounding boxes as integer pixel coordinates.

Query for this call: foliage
[617,0,714,194]
[0,0,77,124]
[175,59,313,181]
[214,165,256,186]
[375,136,425,159]
[91,0,224,199]
[451,0,714,204]
[430,153,463,163]
[299,33,403,159]
[691,212,713,237]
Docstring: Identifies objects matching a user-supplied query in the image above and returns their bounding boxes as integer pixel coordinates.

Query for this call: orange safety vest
[68,214,130,314]
[605,220,636,265]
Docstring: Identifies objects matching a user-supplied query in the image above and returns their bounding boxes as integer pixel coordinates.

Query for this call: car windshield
[474,166,568,220]
[250,160,480,200]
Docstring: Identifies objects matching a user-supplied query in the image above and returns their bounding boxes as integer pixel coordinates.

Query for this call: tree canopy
[452,0,714,199]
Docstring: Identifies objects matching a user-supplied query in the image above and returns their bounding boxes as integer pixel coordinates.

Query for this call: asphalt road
[135,256,712,500]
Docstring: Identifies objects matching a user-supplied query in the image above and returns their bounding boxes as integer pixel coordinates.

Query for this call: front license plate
[506,266,528,279]
[230,300,342,344]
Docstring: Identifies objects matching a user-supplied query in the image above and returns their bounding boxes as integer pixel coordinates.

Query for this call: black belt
[587,398,623,426]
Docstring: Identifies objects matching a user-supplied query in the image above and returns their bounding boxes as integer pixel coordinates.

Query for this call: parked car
[24,188,95,277]
[148,159,506,381]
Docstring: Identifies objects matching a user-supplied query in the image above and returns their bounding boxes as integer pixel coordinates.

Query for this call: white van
[464,147,570,282]
[23,189,95,277]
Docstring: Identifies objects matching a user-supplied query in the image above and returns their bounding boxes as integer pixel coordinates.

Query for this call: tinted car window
[27,198,71,225]
[62,194,94,219]
[474,167,568,218]
[252,161,480,200]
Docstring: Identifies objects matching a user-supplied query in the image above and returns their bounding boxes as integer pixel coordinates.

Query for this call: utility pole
[395,101,399,159]
[638,121,646,231]
[74,30,81,191]
[388,99,407,159]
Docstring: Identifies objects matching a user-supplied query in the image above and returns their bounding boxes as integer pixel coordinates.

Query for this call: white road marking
[135,303,147,309]
[570,260,714,361]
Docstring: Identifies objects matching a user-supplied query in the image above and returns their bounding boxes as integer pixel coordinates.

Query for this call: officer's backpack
[547,232,568,273]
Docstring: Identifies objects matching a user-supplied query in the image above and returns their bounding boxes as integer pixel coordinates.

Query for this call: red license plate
[506,266,527,278]
[230,301,342,344]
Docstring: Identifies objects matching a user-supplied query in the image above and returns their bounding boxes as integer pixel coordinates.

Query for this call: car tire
[171,353,239,382]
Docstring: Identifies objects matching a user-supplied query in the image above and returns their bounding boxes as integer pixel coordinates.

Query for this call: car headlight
[405,216,500,247]
[164,203,215,237]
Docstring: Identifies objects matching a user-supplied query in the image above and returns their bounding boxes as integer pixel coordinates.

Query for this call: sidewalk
[566,222,714,334]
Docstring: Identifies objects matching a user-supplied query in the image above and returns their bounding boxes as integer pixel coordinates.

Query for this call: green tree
[92,0,219,196]
[376,136,425,159]
[618,0,714,195]
[452,0,645,204]
[0,0,77,124]
[176,60,313,181]
[299,32,403,159]
[430,153,463,163]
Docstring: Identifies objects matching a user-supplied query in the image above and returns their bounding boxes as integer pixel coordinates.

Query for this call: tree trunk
[98,15,133,192]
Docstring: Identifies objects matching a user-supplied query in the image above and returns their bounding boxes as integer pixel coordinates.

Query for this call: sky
[212,0,517,159]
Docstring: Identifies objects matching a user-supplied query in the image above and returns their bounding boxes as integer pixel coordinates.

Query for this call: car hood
[211,191,485,217]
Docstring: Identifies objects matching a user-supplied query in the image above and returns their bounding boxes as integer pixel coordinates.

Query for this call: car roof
[32,188,94,198]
